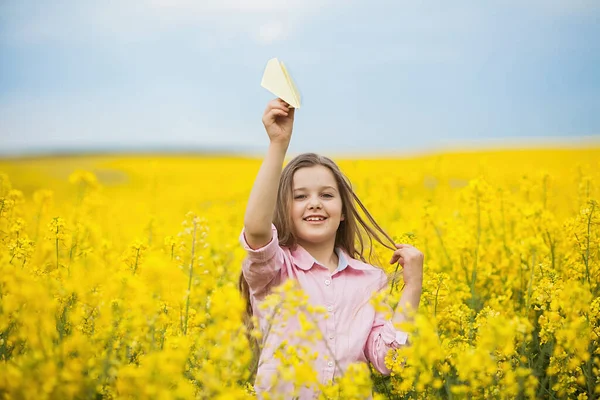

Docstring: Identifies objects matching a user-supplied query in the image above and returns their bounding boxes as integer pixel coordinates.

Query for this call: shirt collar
[290,245,371,272]
[334,248,349,272]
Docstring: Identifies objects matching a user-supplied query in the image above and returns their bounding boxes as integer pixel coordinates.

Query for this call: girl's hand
[262,98,295,144]
[389,244,424,288]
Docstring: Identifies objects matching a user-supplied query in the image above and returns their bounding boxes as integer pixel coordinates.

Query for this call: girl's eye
[293,193,333,200]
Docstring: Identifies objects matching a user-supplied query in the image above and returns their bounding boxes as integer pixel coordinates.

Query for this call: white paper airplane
[260,58,301,109]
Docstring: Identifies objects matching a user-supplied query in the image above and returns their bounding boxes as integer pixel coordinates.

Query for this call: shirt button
[324,279,331,286]
[329,334,335,340]
[327,305,334,312]
[327,361,334,367]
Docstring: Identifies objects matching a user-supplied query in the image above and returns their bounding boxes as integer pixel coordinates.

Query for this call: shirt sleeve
[239,224,285,297]
[364,305,410,375]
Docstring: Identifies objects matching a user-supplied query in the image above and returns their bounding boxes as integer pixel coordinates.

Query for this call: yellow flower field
[0,147,599,399]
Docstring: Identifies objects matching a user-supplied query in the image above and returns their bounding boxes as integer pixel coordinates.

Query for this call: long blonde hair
[238,153,397,379]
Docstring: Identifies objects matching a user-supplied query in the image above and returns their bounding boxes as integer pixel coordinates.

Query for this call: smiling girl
[239,98,424,399]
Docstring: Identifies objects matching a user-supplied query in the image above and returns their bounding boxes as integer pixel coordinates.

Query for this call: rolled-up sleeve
[240,224,285,297]
[365,312,409,375]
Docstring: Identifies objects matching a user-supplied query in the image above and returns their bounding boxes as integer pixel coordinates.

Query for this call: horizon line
[0,135,598,160]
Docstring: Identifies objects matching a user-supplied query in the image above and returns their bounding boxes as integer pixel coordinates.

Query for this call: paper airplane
[261,58,301,109]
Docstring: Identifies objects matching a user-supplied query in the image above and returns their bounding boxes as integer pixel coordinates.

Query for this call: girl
[239,98,424,399]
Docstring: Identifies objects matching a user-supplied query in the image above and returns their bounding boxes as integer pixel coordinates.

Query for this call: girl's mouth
[303,216,328,224]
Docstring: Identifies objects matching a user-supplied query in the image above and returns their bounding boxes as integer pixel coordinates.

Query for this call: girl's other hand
[389,244,424,288]
[262,98,295,144]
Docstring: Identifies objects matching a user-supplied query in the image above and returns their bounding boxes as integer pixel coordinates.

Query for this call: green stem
[545,230,555,271]
[459,254,469,287]
[543,174,548,209]
[584,343,594,398]
[434,280,441,318]
[430,218,453,268]
[389,261,402,295]
[535,341,554,398]
[183,221,198,335]
[471,191,481,307]
[179,304,184,333]
[133,248,140,274]
[525,250,536,311]
[55,227,60,270]
[584,202,594,289]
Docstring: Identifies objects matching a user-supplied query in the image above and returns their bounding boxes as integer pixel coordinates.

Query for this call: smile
[303,216,327,223]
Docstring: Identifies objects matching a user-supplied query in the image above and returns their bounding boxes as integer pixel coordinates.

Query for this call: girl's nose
[308,198,322,209]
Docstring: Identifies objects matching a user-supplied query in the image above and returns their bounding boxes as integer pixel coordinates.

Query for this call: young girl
[239,98,424,399]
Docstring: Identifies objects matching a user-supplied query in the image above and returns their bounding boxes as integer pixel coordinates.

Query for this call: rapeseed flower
[0,149,598,398]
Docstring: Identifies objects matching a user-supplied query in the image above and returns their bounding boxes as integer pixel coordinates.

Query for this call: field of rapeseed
[0,147,599,399]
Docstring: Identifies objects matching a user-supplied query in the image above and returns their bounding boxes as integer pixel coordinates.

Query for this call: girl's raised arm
[243,98,295,249]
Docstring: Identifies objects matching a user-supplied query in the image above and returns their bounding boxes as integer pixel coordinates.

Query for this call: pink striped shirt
[241,224,408,399]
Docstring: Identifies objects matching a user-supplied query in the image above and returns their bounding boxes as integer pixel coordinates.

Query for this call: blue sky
[1,0,599,156]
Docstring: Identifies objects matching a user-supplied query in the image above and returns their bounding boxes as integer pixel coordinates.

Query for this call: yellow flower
[0,149,598,398]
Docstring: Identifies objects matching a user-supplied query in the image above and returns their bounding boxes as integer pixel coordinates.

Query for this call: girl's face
[291,165,344,248]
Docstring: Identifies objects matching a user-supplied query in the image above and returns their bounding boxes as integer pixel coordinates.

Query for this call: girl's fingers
[395,243,410,249]
[394,248,407,257]
[265,107,288,118]
[276,98,290,107]
[267,109,288,119]
[268,99,290,112]
[390,256,405,265]
[272,104,290,113]
[265,107,289,120]
[389,251,405,264]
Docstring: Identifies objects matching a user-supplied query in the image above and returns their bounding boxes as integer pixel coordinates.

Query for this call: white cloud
[257,21,287,44]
